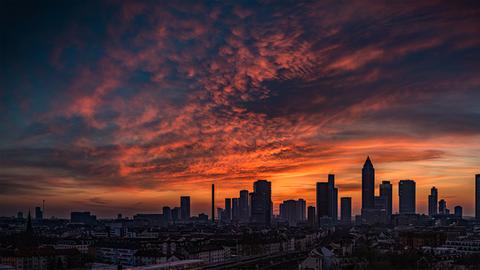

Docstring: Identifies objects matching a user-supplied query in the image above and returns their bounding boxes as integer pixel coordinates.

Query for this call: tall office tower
[297,198,306,221]
[362,156,375,210]
[333,188,338,221]
[251,180,272,225]
[224,198,232,222]
[307,206,316,227]
[476,174,480,220]
[239,190,249,222]
[279,202,286,219]
[232,198,239,221]
[171,207,180,223]
[316,182,330,222]
[454,206,462,218]
[439,199,447,214]
[163,206,171,223]
[398,180,416,214]
[282,200,298,226]
[340,197,352,224]
[35,206,43,220]
[328,174,338,221]
[180,196,190,220]
[379,181,393,218]
[428,187,438,216]
[211,184,215,222]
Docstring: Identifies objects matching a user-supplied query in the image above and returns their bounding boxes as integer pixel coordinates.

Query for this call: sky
[1,0,479,218]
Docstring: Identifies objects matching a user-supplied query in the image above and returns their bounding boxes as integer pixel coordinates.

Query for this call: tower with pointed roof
[362,156,375,210]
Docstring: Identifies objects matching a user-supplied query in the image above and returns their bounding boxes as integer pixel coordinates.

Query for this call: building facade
[399,180,416,214]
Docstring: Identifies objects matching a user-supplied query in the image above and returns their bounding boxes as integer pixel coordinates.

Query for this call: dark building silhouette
[328,174,338,221]
[280,200,297,226]
[35,206,43,220]
[340,197,352,224]
[250,180,272,225]
[476,174,480,220]
[316,174,338,225]
[171,207,180,222]
[18,211,37,248]
[70,212,96,225]
[232,198,239,221]
[279,199,306,226]
[224,198,232,222]
[399,180,416,214]
[316,182,330,222]
[239,190,249,222]
[439,199,447,215]
[180,196,190,220]
[211,184,215,222]
[374,196,386,210]
[163,206,171,223]
[454,205,462,218]
[297,198,306,222]
[307,206,316,227]
[380,181,392,218]
[428,187,438,216]
[362,157,375,210]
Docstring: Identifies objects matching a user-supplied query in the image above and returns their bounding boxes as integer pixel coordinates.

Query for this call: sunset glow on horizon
[1,1,479,218]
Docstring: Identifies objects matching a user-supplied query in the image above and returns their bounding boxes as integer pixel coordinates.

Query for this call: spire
[26,211,33,234]
[363,156,374,168]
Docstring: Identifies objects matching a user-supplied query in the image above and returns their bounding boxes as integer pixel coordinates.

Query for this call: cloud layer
[1,0,479,217]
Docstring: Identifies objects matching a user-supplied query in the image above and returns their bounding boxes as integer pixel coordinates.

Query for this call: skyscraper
[232,198,239,221]
[328,174,338,221]
[362,156,375,210]
[428,187,438,216]
[399,180,416,214]
[180,196,190,220]
[316,182,329,221]
[379,181,392,218]
[439,199,447,215]
[282,199,298,226]
[251,180,272,225]
[307,206,316,227]
[239,190,249,222]
[476,174,480,220]
[225,198,232,222]
[297,198,306,221]
[340,197,352,224]
[316,174,338,225]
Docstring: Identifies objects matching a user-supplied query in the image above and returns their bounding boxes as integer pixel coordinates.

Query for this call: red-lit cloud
[1,1,479,218]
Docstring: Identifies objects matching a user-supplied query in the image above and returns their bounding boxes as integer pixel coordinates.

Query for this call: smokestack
[211,184,215,222]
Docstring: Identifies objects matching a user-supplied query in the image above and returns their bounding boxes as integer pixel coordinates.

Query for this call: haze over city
[1,0,480,218]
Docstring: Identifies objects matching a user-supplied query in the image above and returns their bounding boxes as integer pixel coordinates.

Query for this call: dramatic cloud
[1,0,479,217]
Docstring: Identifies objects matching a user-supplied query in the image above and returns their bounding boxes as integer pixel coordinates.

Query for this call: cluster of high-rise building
[217,180,273,225]
[213,157,479,226]
[26,159,480,227]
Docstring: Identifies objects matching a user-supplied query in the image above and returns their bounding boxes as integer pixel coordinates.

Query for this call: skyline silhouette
[5,157,479,219]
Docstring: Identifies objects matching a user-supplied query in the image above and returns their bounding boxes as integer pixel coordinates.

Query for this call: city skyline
[1,1,480,218]
[8,157,480,219]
